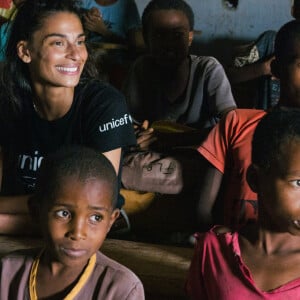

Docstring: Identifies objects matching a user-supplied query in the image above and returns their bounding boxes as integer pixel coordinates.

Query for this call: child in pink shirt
[187,108,300,299]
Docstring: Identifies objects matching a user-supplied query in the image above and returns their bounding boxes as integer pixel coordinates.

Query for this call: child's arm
[226,55,275,84]
[131,120,156,151]
[195,160,223,231]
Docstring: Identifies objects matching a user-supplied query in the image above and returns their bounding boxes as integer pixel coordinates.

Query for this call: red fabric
[0,0,11,9]
[185,229,300,300]
[198,109,266,227]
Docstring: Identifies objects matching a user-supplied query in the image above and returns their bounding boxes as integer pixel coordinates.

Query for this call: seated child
[186,109,300,299]
[0,146,145,299]
[123,0,236,150]
[120,0,236,238]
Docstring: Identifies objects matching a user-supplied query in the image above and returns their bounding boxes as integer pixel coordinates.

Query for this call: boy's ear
[270,59,280,79]
[188,31,194,47]
[107,208,120,233]
[246,164,259,193]
[17,40,32,63]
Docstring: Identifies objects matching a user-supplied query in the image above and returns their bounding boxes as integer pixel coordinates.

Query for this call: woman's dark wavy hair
[252,109,300,173]
[142,0,194,43]
[0,0,97,121]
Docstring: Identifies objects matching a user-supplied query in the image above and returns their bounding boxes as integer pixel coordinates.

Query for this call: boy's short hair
[275,20,300,63]
[252,109,300,172]
[142,0,194,39]
[31,146,118,209]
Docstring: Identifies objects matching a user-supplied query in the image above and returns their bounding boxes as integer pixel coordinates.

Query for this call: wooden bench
[0,236,193,299]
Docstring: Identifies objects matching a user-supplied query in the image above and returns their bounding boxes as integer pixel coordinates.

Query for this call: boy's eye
[90,214,103,223]
[290,180,300,187]
[56,210,71,219]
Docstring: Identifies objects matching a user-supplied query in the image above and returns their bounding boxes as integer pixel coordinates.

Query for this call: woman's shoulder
[76,78,124,100]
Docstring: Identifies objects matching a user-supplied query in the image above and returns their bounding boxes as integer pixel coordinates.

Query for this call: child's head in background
[141,0,194,69]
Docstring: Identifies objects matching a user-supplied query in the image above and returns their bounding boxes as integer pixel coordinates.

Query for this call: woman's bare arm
[103,148,122,174]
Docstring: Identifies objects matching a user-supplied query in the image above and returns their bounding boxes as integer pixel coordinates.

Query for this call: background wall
[136,0,293,65]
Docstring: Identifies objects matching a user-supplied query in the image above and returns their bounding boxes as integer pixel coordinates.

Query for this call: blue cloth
[81,0,141,43]
[254,30,280,109]
[0,21,10,61]
[255,30,276,59]
[234,30,280,109]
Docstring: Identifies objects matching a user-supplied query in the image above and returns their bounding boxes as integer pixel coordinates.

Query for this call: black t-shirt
[0,79,136,206]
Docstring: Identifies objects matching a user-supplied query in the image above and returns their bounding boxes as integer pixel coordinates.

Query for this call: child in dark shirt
[0,146,144,299]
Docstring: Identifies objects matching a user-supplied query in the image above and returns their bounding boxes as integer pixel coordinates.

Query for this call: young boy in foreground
[0,146,144,299]
[186,109,300,299]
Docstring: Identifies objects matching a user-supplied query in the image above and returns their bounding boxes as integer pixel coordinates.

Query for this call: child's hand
[134,120,157,150]
[83,7,107,35]
[262,55,275,77]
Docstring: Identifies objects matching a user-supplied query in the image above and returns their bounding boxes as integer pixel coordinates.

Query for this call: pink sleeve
[185,232,209,300]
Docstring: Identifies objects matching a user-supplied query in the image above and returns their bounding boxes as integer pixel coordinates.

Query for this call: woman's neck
[33,86,75,121]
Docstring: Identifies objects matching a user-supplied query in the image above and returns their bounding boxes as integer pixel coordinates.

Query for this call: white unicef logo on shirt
[18,151,44,172]
[99,114,132,132]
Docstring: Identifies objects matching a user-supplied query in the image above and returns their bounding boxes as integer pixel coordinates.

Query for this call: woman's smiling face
[18,11,88,89]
